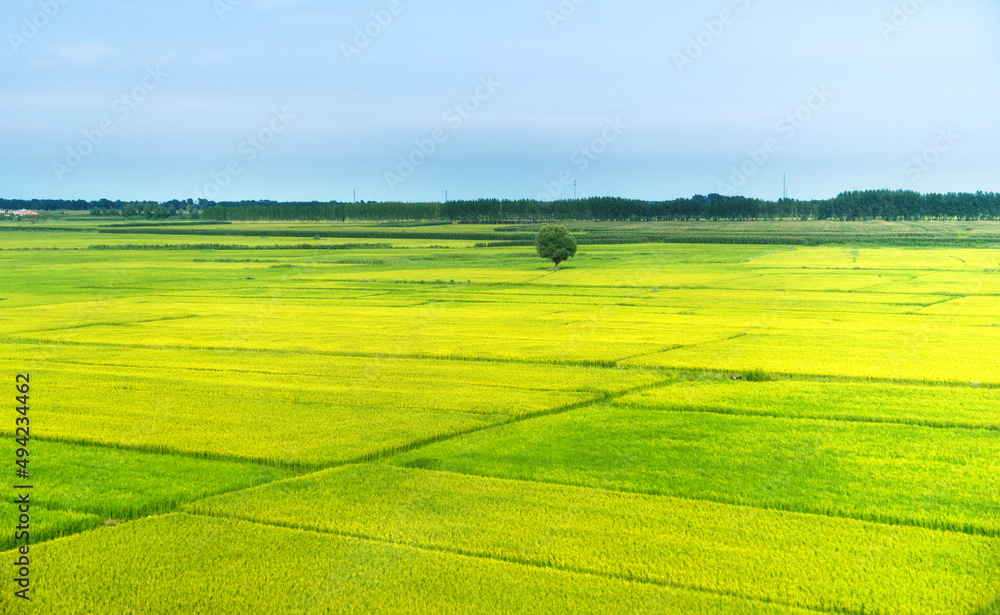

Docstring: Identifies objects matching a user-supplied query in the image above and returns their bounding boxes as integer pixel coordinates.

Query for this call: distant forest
[5,191,1000,222]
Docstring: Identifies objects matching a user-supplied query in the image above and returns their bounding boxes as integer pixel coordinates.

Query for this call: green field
[3,219,1000,614]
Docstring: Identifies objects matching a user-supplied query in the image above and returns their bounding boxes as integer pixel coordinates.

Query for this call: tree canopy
[535,225,578,269]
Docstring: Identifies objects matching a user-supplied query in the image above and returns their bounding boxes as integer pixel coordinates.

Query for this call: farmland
[2,219,1000,614]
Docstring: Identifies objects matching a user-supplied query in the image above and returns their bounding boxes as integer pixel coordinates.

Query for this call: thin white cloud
[49,42,118,65]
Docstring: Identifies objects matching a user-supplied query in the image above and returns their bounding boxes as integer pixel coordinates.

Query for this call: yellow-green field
[2,220,1000,614]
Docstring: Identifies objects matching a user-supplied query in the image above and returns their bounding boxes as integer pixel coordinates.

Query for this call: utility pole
[783,174,787,200]
[445,190,448,203]
[353,189,356,204]
[574,180,577,200]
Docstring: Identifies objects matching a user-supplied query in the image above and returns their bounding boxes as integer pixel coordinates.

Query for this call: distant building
[12,210,39,216]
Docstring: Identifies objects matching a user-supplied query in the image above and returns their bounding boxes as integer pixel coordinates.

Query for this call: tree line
[174,192,1000,222]
[5,190,1000,222]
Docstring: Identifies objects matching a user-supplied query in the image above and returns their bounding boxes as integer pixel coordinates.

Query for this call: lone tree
[535,225,577,270]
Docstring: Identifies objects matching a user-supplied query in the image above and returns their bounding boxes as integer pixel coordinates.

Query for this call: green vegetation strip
[0,504,100,551]
[0,438,291,550]
[0,513,815,615]
[392,408,1000,536]
[96,227,536,241]
[187,464,1000,615]
[16,439,292,519]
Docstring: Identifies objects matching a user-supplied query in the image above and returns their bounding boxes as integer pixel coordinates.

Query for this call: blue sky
[1,0,998,202]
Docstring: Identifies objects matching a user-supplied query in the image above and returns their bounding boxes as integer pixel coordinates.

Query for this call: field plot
[393,406,1000,534]
[3,221,1000,614]
[189,464,1000,615]
[623,323,1000,383]
[0,514,816,615]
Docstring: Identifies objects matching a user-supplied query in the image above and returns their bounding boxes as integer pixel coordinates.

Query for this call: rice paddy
[2,219,999,613]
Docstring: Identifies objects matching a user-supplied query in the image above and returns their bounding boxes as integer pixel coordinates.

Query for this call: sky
[1,0,998,203]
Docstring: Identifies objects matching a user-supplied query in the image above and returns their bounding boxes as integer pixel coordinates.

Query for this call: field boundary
[614,333,749,365]
[346,377,678,467]
[12,377,674,473]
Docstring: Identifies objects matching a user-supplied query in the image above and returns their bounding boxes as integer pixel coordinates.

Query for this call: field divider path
[179,507,843,615]
[614,333,749,366]
[23,433,300,471]
[911,295,967,314]
[1,338,627,369]
[12,314,201,336]
[325,376,681,467]
[16,336,1000,390]
[5,355,606,395]
[12,376,677,473]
